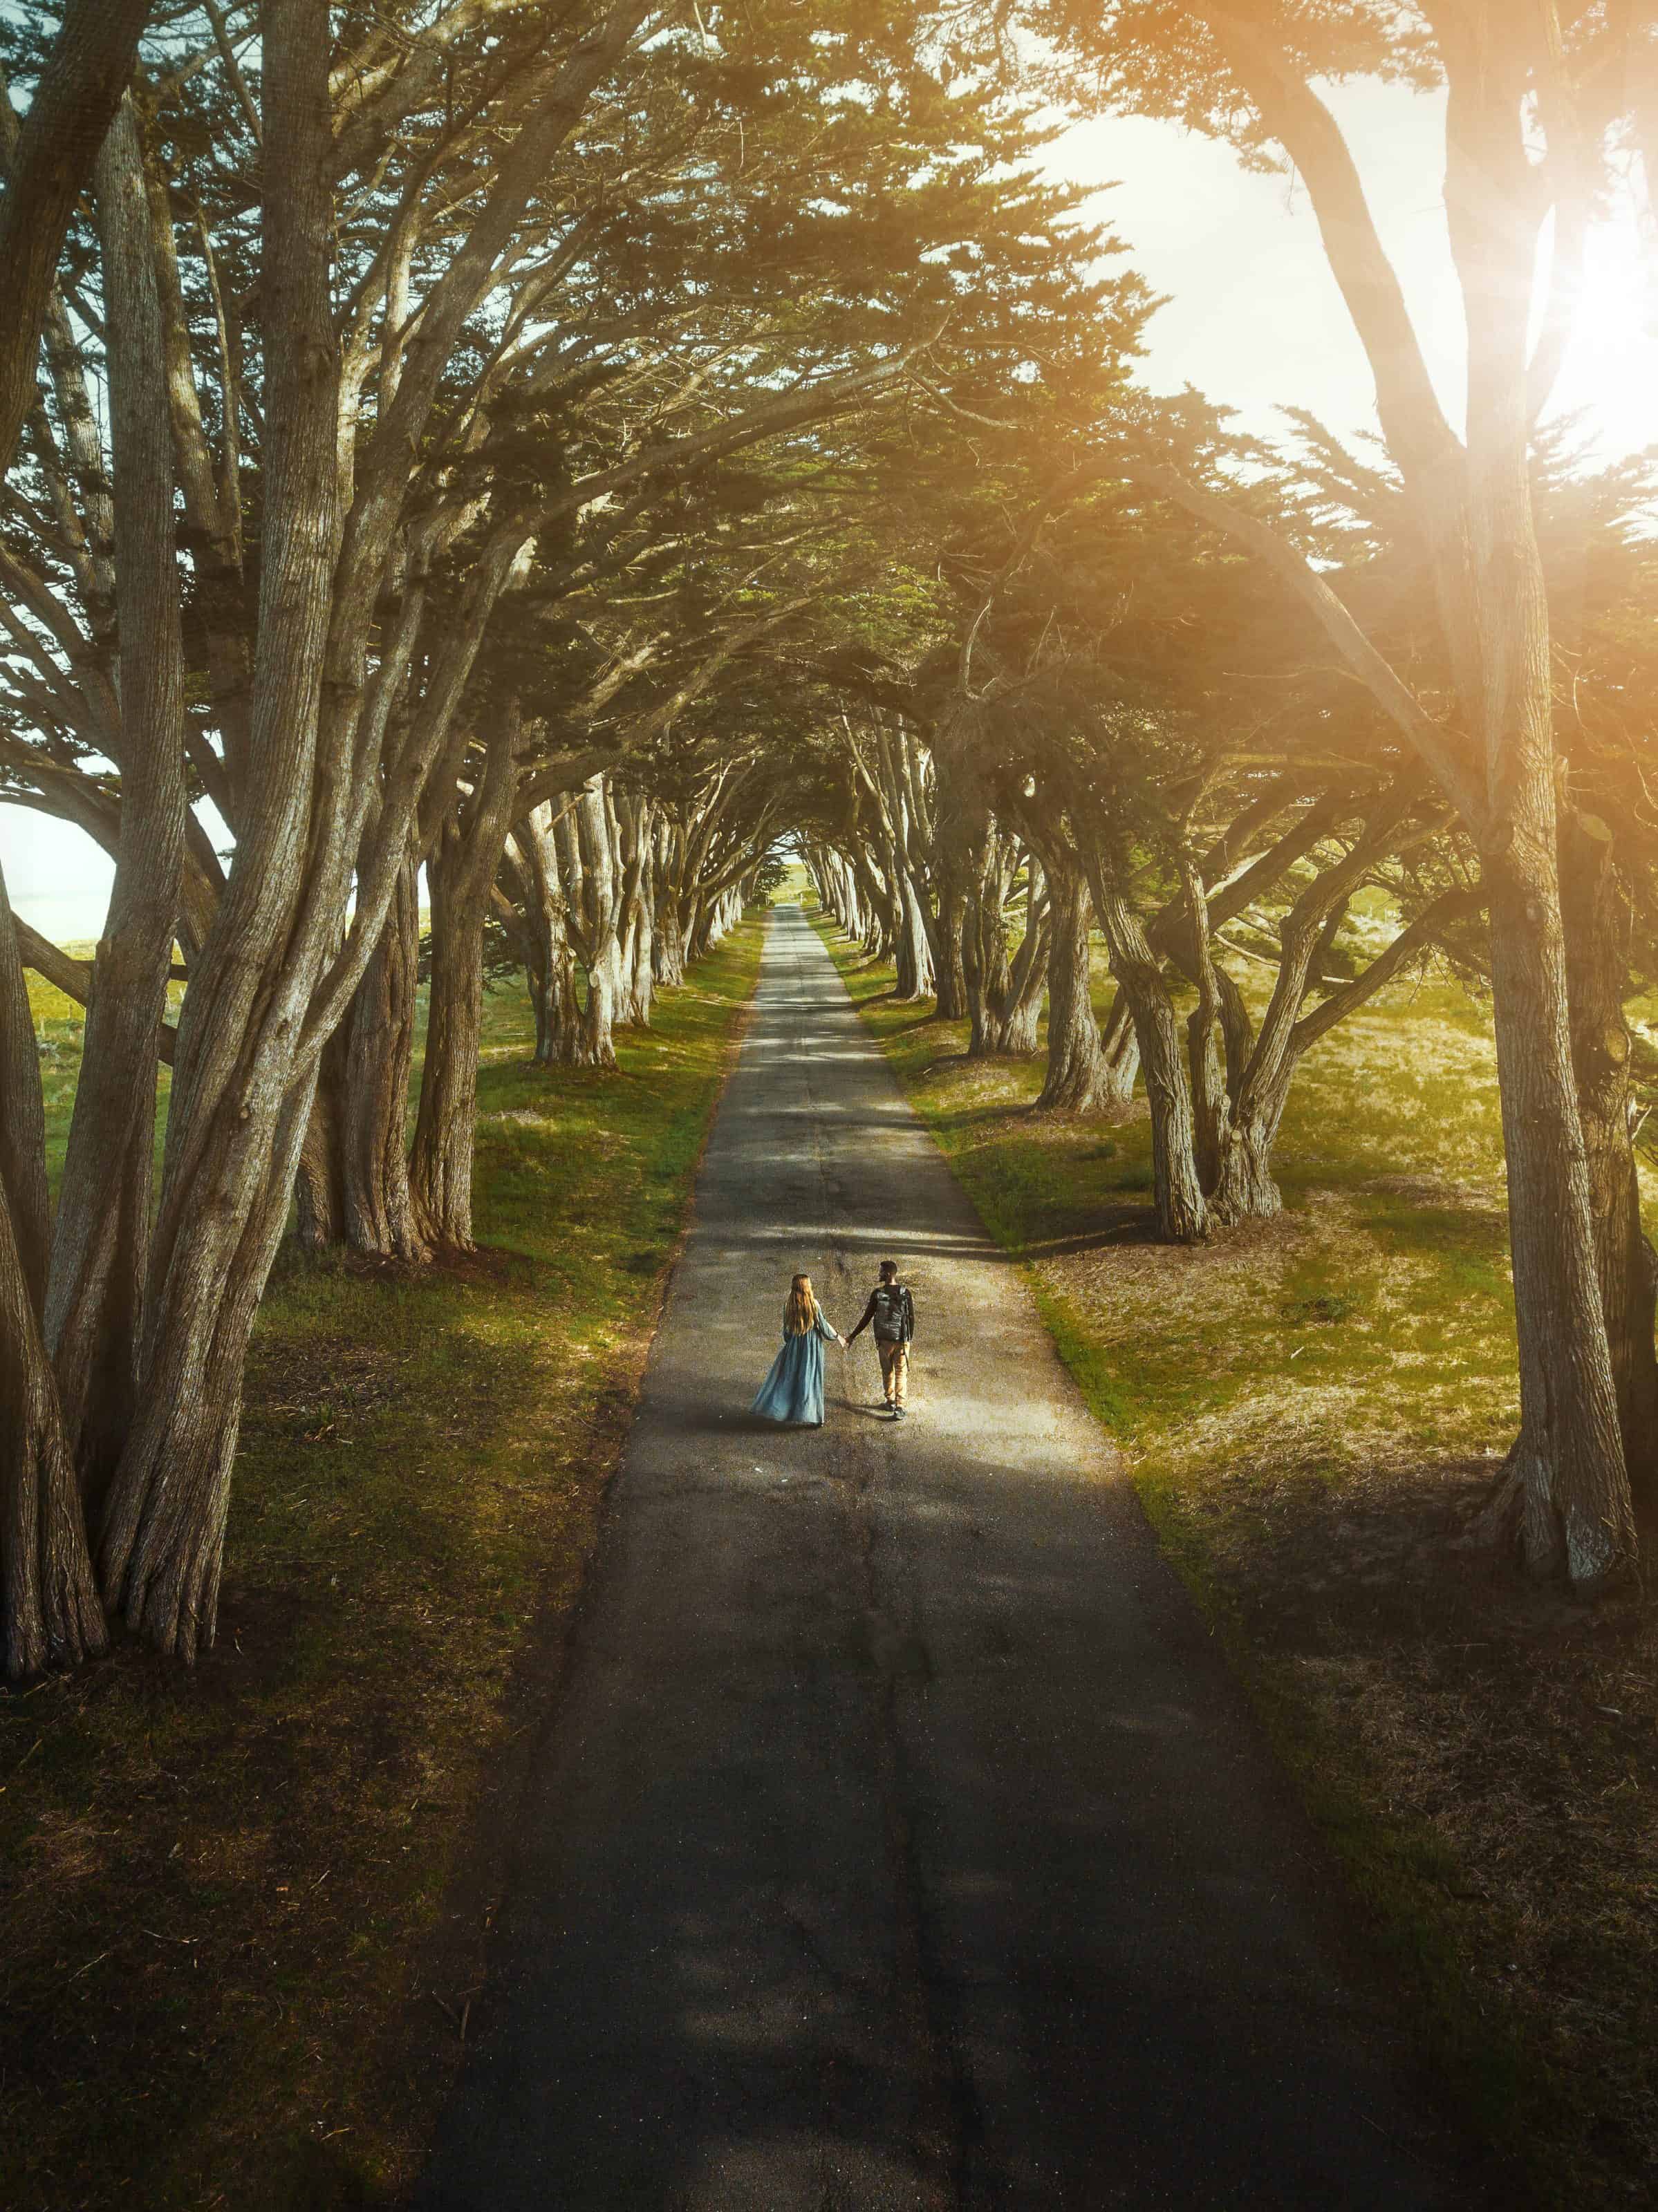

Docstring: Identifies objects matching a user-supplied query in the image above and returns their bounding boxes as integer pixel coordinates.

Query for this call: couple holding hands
[752,1259,915,1428]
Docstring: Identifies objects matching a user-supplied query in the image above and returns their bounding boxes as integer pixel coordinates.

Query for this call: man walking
[846,1259,915,1420]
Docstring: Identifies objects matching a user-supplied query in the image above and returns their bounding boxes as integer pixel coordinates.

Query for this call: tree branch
[0,0,156,476]
[1193,3,1463,485]
[1116,456,1485,828]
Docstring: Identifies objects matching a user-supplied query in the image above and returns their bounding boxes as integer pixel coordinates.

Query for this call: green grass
[1,922,765,2211]
[815,904,1658,2210]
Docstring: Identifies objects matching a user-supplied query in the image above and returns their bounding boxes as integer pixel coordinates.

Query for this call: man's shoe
[893,1405,906,1420]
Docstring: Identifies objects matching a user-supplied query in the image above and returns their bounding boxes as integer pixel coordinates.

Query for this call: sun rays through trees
[3,6,1658,2195]
[0,2,1653,1628]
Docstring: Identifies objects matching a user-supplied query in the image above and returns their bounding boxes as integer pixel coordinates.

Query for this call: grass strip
[1,917,765,2212]
[812,903,1658,2212]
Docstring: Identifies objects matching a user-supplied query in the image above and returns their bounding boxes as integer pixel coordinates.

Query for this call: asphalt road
[418,903,1475,2211]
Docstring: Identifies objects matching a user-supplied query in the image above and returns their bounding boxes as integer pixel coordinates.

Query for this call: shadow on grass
[921,1099,1038,1135]
[1016,1206,1160,1259]
[0,921,772,2212]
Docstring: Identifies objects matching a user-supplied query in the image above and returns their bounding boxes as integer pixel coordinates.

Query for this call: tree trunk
[1482,841,1632,1581]
[0,861,106,1675]
[848,847,891,958]
[559,781,622,1067]
[629,904,654,1024]
[1,1193,109,1678]
[512,805,581,1061]
[0,0,153,479]
[104,1073,317,1660]
[340,855,427,1259]
[409,849,484,1250]
[1435,31,1632,1581]
[410,721,519,1250]
[1037,865,1106,1112]
[965,843,1013,1055]
[1097,992,1139,1119]
[1091,867,1207,1244]
[892,870,933,1002]
[583,933,624,1060]
[533,902,584,1066]
[653,894,686,990]
[1000,906,1047,1057]
[933,884,967,1021]
[530,900,581,1062]
[1449,46,1633,1582]
[1204,1107,1287,1226]
[97,0,342,1660]
[963,830,1047,1055]
[295,1033,347,1253]
[684,889,710,965]
[615,795,653,1027]
[1101,16,1637,1582]
[45,94,187,1519]
[832,852,863,940]
[1558,813,1658,1508]
[1177,856,1283,1228]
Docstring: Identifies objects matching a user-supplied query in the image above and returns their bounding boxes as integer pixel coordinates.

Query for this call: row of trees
[0,0,1145,1671]
[3,1,1655,1678]
[797,0,1658,1599]
[801,381,1658,1578]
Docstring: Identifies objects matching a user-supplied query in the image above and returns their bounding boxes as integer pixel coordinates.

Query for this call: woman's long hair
[783,1274,819,1335]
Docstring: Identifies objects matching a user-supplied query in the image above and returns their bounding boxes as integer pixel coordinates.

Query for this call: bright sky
[7,77,1655,944]
[1054,76,1658,456]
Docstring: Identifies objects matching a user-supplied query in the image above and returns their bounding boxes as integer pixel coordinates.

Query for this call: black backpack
[871,1284,913,1343]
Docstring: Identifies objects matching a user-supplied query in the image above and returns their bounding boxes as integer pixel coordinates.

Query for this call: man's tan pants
[877,1339,909,1407]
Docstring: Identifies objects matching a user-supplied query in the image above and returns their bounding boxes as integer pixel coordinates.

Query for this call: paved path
[419,905,1475,2211]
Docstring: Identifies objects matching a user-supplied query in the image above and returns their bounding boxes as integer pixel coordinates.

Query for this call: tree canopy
[3,0,1658,1680]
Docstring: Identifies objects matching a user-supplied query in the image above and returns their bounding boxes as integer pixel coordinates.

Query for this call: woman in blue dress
[752,1274,842,1426]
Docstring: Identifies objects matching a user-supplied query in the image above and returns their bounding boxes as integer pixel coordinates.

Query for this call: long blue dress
[752,1311,839,1426]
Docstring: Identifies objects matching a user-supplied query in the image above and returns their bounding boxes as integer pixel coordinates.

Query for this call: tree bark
[515,806,584,1060]
[1558,813,1658,1508]
[44,95,187,1517]
[933,882,967,1020]
[965,832,1012,1053]
[1099,991,1140,1119]
[0,0,154,478]
[295,1033,347,1253]
[1000,879,1048,1057]
[1449,30,1630,1582]
[892,869,934,1002]
[98,0,341,1660]
[1,1184,107,1678]
[1090,863,1207,1244]
[558,779,623,1067]
[1481,836,1633,1580]
[652,892,686,991]
[962,822,1048,1056]
[410,859,483,1250]
[338,855,427,1259]
[411,718,520,1250]
[1037,863,1105,1112]
[615,793,654,1027]
[0,861,106,1675]
[1180,854,1284,1228]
